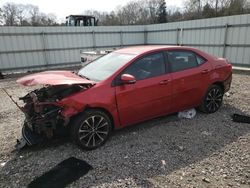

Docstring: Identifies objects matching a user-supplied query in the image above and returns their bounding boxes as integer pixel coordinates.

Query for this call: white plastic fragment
[161,160,166,166]
[178,108,196,119]
[161,160,166,170]
[1,162,6,167]
[201,131,212,136]
[177,145,184,151]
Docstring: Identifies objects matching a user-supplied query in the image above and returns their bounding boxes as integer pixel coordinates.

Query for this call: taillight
[227,62,232,70]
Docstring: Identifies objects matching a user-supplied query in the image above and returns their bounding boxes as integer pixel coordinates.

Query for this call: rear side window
[123,52,166,80]
[196,54,206,65]
[167,50,198,72]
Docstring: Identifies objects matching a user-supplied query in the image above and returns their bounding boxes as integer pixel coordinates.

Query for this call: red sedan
[17,46,232,150]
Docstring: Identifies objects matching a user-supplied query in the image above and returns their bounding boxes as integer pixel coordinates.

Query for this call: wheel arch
[199,83,224,113]
[211,81,225,93]
[84,106,115,130]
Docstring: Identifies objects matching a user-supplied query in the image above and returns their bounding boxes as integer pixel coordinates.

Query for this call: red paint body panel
[17,71,95,86]
[171,57,214,112]
[115,73,172,126]
[17,45,232,130]
[57,83,121,128]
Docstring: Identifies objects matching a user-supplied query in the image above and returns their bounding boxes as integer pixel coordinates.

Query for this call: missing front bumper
[15,124,45,149]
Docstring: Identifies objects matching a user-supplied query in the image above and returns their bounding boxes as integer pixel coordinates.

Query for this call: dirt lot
[0,73,250,188]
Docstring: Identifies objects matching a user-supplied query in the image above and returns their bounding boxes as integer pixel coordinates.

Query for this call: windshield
[78,52,136,81]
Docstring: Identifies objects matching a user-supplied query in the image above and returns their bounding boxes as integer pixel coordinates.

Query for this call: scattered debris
[178,108,196,119]
[232,114,250,124]
[161,160,166,170]
[28,157,93,188]
[201,131,212,136]
[202,177,211,183]
[0,162,6,167]
[177,145,184,151]
[225,92,230,97]
[161,160,166,166]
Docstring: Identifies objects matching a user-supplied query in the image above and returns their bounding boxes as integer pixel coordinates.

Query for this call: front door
[115,52,172,126]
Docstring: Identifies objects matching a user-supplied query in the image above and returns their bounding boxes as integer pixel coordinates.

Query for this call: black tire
[70,110,112,150]
[199,84,224,113]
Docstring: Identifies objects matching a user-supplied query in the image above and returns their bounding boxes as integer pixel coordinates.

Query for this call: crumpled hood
[17,70,95,86]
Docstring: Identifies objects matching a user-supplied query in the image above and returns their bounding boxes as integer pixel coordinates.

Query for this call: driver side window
[123,52,166,81]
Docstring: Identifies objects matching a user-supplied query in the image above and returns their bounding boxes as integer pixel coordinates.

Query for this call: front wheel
[70,110,112,150]
[199,85,224,113]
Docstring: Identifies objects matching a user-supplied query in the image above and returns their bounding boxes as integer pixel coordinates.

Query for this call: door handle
[201,69,210,74]
[159,80,171,85]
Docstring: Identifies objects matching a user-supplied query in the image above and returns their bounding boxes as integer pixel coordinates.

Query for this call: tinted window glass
[167,50,198,72]
[123,53,166,80]
[196,55,206,65]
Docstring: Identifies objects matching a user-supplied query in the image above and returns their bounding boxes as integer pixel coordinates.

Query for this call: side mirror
[120,74,136,84]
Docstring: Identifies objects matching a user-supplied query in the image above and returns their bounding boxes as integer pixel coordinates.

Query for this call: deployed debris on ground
[232,113,250,124]
[178,108,196,119]
[28,157,93,188]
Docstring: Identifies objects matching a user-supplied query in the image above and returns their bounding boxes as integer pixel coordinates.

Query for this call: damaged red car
[17,45,232,150]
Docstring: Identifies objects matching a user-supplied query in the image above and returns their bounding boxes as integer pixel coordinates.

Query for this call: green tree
[1,3,18,26]
[168,7,183,22]
[227,0,245,14]
[103,11,120,25]
[203,3,215,17]
[157,0,167,23]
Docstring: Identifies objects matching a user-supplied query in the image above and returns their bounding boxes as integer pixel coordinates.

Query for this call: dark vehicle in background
[66,15,98,26]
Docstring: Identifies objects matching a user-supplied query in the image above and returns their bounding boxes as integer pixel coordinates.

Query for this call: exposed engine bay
[16,84,92,149]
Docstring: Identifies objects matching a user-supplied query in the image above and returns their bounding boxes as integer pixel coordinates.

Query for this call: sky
[0,0,184,22]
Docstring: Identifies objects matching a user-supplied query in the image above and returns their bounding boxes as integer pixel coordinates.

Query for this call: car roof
[114,45,197,55]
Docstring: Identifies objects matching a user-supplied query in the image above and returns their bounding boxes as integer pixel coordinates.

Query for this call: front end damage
[16,84,92,149]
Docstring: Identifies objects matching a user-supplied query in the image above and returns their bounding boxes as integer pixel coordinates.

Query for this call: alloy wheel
[205,88,223,113]
[78,115,109,148]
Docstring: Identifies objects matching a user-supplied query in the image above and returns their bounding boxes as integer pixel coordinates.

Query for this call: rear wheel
[70,110,112,150]
[199,85,224,113]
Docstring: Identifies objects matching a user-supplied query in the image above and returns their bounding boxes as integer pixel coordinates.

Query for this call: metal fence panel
[0,14,250,73]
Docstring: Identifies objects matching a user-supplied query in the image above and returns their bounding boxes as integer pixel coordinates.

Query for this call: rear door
[195,53,213,101]
[115,52,172,126]
[166,50,204,112]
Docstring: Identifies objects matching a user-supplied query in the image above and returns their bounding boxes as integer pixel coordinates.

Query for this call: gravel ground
[0,73,250,188]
